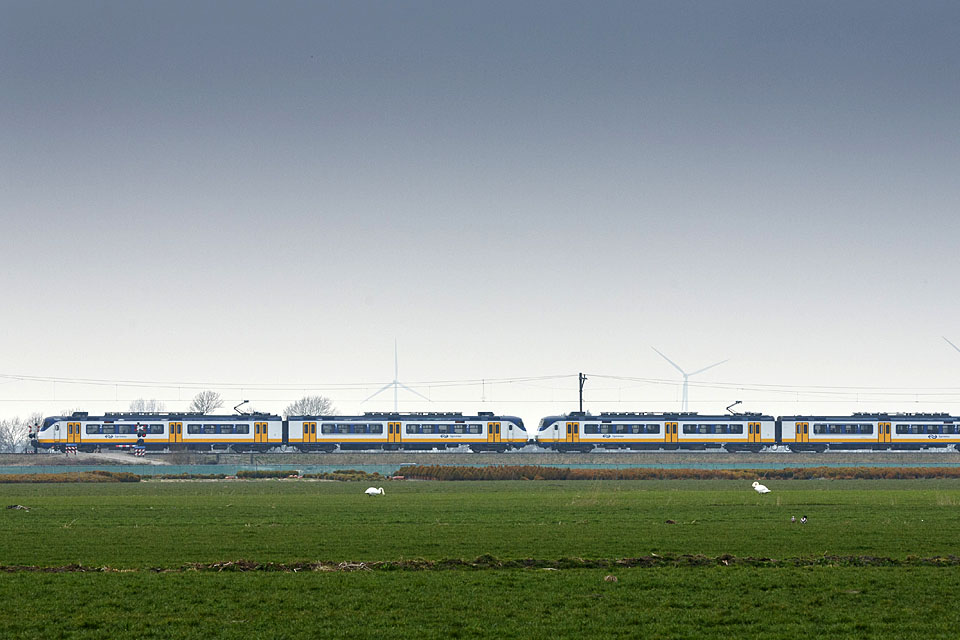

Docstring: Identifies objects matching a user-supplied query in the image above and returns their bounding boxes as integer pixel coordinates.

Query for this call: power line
[0,372,575,392]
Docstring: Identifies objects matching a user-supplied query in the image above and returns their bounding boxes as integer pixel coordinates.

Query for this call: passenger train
[33,409,960,453]
[34,411,527,453]
[536,412,960,452]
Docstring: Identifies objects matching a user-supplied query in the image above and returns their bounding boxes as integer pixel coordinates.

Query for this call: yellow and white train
[35,410,960,453]
[35,411,527,453]
[536,411,960,452]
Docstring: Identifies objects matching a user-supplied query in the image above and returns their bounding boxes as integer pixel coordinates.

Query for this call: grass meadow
[3,479,960,638]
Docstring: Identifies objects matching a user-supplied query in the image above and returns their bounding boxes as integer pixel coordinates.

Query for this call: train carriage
[782,413,960,451]
[35,411,283,452]
[536,412,775,452]
[287,411,527,452]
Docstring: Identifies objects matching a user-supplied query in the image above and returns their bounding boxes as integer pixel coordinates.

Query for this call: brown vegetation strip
[400,464,960,481]
[0,471,140,483]
[4,554,960,573]
[8,466,960,483]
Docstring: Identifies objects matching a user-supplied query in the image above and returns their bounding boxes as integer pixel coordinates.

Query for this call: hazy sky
[3,1,960,425]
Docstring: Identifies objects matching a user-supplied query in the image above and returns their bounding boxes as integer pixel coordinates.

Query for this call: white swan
[364,487,385,496]
[752,481,770,494]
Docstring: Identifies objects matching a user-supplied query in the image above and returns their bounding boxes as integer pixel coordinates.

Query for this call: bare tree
[189,390,224,414]
[129,398,166,413]
[0,412,42,453]
[284,395,335,418]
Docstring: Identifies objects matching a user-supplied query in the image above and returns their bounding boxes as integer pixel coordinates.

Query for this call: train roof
[781,413,957,420]
[50,411,282,421]
[542,412,774,421]
[289,411,525,424]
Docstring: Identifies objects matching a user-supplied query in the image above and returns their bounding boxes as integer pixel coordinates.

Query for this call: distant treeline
[398,464,960,481]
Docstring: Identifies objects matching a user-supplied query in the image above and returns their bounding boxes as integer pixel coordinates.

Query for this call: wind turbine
[362,341,430,412]
[651,347,729,412]
[944,337,960,355]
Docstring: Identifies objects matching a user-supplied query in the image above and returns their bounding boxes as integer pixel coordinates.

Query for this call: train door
[748,421,760,444]
[304,422,316,444]
[665,422,678,444]
[67,421,80,445]
[487,422,501,443]
[254,422,268,444]
[878,422,891,444]
[795,421,808,444]
[168,422,182,444]
[565,421,579,443]
[388,421,402,444]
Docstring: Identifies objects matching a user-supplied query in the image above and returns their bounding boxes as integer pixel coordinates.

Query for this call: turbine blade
[361,382,395,404]
[651,347,686,376]
[944,336,960,354]
[398,382,431,402]
[688,359,729,377]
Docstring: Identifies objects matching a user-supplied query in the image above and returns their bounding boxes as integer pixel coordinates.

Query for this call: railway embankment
[3,449,960,468]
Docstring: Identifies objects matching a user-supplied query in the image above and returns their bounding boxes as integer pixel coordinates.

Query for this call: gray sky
[3,1,960,425]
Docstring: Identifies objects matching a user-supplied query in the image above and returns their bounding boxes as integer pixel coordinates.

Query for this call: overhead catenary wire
[3,370,960,395]
[0,372,576,392]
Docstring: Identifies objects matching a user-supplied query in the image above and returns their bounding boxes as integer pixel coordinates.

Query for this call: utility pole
[579,373,587,413]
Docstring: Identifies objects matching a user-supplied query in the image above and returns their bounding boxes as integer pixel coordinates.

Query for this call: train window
[370,424,384,434]
[730,424,743,434]
[715,425,728,434]
[437,424,450,434]
[219,425,234,434]
[682,425,694,434]
[85,424,100,434]
[468,424,481,434]
[118,424,135,434]
[187,424,202,434]
[149,424,164,434]
[102,424,116,434]
[813,424,825,434]
[321,424,334,434]
[584,424,599,434]
[454,424,465,434]
[646,424,661,434]
[896,425,907,434]
[337,424,350,434]
[236,424,250,434]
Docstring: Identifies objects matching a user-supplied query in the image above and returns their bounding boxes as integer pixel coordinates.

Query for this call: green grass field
[3,479,960,638]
